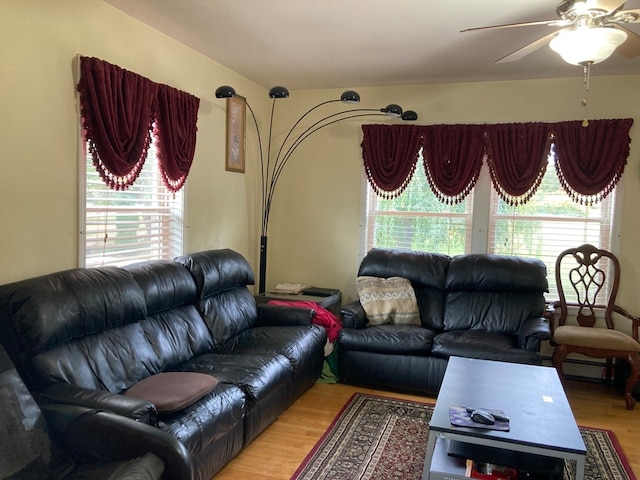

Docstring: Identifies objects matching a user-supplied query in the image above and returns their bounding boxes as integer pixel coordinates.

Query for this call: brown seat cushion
[126,372,218,414]
[553,325,640,351]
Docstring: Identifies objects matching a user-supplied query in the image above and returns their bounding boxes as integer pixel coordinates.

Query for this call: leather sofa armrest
[255,303,316,326]
[341,301,368,329]
[43,404,192,480]
[518,316,551,351]
[38,383,157,425]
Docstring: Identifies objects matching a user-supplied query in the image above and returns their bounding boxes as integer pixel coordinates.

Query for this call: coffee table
[422,357,586,479]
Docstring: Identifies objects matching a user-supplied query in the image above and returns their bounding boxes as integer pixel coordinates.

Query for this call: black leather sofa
[0,249,327,480]
[338,248,551,394]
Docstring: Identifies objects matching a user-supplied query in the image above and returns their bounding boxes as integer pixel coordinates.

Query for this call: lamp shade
[215,86,236,98]
[401,110,418,121]
[549,27,627,65]
[269,86,290,98]
[340,90,360,104]
[382,104,403,117]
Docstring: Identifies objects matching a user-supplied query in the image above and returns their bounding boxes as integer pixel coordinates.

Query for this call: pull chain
[581,62,592,127]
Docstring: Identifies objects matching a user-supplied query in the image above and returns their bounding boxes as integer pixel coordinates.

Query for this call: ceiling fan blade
[614,24,640,57]
[617,8,640,22]
[589,0,627,14]
[495,32,559,63]
[461,19,569,33]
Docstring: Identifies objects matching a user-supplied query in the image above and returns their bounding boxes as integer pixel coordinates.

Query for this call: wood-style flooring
[214,380,639,479]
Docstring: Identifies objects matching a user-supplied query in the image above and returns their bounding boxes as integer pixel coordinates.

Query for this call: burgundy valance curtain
[553,118,633,205]
[361,119,632,206]
[77,56,199,192]
[361,124,422,198]
[485,123,552,205]
[421,124,485,205]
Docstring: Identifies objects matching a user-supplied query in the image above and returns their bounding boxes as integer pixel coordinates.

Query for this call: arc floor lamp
[215,85,418,294]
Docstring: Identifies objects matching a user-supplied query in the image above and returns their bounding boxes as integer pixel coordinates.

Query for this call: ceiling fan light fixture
[549,27,628,65]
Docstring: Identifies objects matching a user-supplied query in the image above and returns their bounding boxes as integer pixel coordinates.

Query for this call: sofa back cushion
[443,254,548,334]
[126,260,215,373]
[175,249,258,350]
[0,267,149,390]
[0,261,212,394]
[0,267,146,358]
[358,248,450,330]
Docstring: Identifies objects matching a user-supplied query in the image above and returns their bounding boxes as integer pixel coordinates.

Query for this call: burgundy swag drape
[420,124,486,205]
[485,123,552,206]
[361,124,422,199]
[77,56,199,192]
[553,118,633,205]
[155,84,200,192]
[361,119,632,206]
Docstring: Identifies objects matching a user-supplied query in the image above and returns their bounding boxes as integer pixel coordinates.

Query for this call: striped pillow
[356,276,420,326]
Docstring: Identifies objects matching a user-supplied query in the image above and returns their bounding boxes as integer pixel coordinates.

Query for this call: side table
[254,288,342,317]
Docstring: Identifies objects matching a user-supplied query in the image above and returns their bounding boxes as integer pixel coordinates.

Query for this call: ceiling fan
[462,0,640,65]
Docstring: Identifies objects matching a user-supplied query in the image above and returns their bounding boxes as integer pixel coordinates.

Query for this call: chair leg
[623,352,640,411]
[552,345,568,386]
[604,358,613,384]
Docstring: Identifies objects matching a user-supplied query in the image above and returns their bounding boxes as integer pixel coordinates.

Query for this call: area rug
[291,393,636,480]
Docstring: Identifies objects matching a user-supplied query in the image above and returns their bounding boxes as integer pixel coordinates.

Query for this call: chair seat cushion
[125,372,218,414]
[553,326,640,351]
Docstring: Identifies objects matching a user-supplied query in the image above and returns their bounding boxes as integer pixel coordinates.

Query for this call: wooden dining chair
[549,244,640,410]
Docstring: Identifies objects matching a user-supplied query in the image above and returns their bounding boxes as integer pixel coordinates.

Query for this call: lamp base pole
[259,235,267,294]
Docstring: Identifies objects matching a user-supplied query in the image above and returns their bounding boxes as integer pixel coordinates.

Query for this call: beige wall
[0,0,268,283]
[270,79,640,311]
[1,0,639,334]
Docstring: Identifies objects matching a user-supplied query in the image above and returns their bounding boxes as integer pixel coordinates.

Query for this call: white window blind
[489,152,615,299]
[365,164,473,256]
[81,140,184,268]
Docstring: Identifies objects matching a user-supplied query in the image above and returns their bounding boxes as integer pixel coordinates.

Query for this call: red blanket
[267,300,342,343]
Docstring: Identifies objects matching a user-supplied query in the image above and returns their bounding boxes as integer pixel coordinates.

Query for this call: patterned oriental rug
[291,393,636,480]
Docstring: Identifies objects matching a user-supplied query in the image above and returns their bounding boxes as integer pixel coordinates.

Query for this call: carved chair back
[555,243,620,329]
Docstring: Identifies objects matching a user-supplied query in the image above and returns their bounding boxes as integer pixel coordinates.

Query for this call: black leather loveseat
[338,248,550,395]
[0,249,327,480]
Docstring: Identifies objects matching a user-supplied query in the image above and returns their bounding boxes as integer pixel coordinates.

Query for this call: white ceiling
[105,0,640,90]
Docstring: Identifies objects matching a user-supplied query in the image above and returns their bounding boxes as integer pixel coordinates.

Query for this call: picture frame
[225,95,246,173]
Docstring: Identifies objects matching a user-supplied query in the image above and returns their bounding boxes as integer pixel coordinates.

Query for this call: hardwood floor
[214,380,639,479]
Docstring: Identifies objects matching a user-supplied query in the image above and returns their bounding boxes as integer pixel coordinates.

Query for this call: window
[364,148,619,300]
[365,163,473,256]
[80,137,184,268]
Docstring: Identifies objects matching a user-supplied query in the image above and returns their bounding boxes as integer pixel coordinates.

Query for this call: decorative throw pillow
[125,372,218,414]
[356,276,420,326]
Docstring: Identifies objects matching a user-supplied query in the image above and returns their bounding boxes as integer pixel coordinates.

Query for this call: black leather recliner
[338,248,551,394]
[0,341,182,479]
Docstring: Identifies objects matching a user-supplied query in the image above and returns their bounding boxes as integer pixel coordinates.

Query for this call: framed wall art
[225,95,246,173]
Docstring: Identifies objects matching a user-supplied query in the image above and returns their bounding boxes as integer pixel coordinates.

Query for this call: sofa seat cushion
[125,372,219,414]
[176,353,292,404]
[220,325,326,373]
[432,330,540,364]
[158,382,245,456]
[338,325,436,355]
[356,276,420,326]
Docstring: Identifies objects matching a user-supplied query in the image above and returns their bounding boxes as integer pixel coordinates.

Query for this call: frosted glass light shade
[550,27,628,65]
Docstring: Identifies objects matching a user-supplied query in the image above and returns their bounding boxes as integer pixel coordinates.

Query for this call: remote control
[465,407,510,422]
